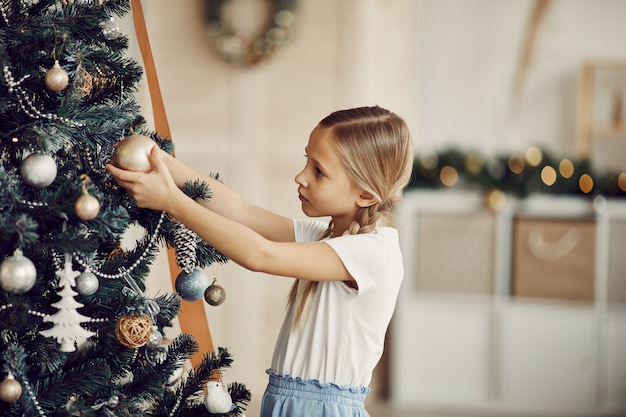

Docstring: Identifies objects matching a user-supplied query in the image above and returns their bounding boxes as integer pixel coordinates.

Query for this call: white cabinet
[391,190,626,416]
[394,300,493,406]
[500,304,596,413]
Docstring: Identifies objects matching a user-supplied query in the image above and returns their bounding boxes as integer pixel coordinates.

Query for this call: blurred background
[120,0,626,415]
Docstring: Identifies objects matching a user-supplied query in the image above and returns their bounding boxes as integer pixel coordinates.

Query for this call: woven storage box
[414,212,495,295]
[512,218,595,302]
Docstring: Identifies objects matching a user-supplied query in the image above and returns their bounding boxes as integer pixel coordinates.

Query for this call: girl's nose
[295,170,307,187]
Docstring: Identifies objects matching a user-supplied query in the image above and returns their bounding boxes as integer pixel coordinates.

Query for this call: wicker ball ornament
[115,314,153,348]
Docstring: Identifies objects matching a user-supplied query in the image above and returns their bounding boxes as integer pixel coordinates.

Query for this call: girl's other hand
[106,145,181,212]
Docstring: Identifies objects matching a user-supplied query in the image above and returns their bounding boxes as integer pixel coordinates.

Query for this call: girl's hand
[106,145,182,212]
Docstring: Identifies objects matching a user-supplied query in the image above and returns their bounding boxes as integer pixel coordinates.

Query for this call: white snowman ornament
[204,380,233,414]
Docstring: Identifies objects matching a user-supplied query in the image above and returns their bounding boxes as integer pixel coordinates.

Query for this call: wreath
[204,0,298,67]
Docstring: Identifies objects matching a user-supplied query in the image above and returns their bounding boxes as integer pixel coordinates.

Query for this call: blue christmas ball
[175,269,210,302]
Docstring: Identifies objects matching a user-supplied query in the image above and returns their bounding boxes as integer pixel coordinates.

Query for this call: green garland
[407,146,626,199]
[204,0,298,66]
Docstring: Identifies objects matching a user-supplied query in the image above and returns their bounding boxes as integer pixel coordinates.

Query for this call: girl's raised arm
[107,147,351,283]
[108,146,295,243]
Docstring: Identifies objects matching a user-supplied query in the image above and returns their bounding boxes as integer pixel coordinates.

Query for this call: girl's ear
[356,190,378,208]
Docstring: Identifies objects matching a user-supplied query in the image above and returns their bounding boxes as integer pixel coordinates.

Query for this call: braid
[348,200,391,235]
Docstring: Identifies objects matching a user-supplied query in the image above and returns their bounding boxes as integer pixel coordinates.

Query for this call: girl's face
[295,126,363,234]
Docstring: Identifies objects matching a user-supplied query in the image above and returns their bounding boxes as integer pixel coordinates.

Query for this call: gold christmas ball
[0,373,22,403]
[75,194,100,220]
[204,284,226,306]
[44,60,69,92]
[115,314,153,348]
[112,134,156,172]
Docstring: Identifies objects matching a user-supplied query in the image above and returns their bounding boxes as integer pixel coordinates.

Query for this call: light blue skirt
[260,370,371,417]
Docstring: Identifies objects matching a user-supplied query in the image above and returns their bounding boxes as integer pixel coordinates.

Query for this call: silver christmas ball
[0,373,22,403]
[20,153,57,189]
[112,134,155,172]
[74,194,100,220]
[101,17,122,39]
[175,269,209,302]
[147,327,163,348]
[75,271,99,296]
[204,283,226,306]
[44,60,69,92]
[0,249,37,294]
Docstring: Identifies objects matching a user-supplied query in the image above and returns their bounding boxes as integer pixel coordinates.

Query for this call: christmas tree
[0,0,249,416]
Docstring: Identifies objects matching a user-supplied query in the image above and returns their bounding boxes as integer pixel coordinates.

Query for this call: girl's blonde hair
[288,106,414,328]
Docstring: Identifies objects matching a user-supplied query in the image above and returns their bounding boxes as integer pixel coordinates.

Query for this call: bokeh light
[440,166,458,187]
[541,166,557,186]
[465,154,483,175]
[579,174,593,193]
[619,172,626,192]
[525,146,542,167]
[558,159,574,178]
[508,155,525,174]
[486,189,506,211]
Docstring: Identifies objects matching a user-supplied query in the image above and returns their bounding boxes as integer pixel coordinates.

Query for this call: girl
[107,105,414,417]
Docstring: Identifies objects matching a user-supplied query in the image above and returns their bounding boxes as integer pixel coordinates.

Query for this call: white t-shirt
[269,218,404,387]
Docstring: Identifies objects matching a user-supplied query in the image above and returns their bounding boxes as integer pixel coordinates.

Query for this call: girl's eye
[314,167,324,177]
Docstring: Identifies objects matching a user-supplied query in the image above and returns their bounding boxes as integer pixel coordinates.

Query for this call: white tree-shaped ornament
[40,257,96,352]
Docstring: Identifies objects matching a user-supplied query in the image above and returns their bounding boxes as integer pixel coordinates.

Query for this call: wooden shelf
[577,60,626,157]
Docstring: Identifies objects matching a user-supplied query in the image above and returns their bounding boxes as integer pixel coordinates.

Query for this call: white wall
[415,0,626,156]
[122,0,626,414]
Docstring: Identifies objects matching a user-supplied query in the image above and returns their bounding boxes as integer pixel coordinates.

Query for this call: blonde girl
[107,105,414,417]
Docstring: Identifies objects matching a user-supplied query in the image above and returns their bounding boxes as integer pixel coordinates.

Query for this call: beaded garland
[204,0,298,66]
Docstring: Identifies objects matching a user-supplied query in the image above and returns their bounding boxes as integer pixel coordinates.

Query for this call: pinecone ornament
[173,221,198,274]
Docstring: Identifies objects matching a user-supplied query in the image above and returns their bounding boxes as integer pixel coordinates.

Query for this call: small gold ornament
[115,314,153,348]
[44,60,69,91]
[204,279,226,306]
[75,194,100,220]
[0,372,22,403]
[75,174,100,220]
[112,134,156,172]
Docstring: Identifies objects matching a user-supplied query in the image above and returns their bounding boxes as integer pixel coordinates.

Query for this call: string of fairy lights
[408,146,626,208]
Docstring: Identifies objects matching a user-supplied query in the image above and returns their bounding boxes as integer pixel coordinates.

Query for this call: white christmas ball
[204,380,233,414]
[112,134,156,172]
[0,249,37,294]
[20,153,57,188]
